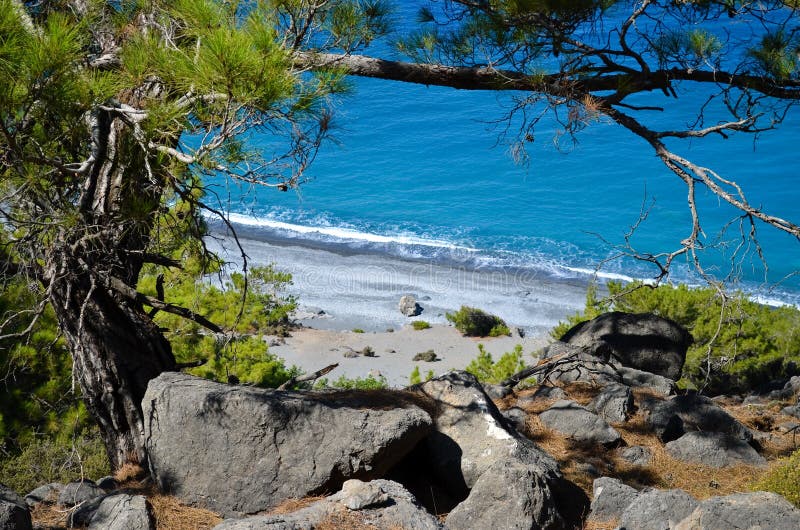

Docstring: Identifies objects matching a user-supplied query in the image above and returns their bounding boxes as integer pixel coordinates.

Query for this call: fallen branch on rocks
[499,347,620,389]
[277,363,339,390]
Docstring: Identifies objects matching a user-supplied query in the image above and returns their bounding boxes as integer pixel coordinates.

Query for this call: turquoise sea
[208,2,800,306]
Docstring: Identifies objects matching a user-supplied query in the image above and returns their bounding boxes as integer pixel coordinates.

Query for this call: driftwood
[498,346,620,389]
[277,363,339,390]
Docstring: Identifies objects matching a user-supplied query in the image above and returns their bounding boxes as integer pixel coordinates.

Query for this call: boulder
[144,372,432,516]
[618,445,653,467]
[88,495,155,530]
[416,372,588,529]
[588,383,634,423]
[68,494,109,528]
[540,343,621,386]
[560,312,692,380]
[0,484,31,530]
[674,491,800,530]
[399,295,422,317]
[665,432,767,468]
[538,400,622,446]
[589,477,639,522]
[24,483,62,507]
[483,383,512,400]
[616,364,677,395]
[445,459,563,530]
[618,488,698,530]
[501,407,528,431]
[95,476,117,491]
[782,404,800,419]
[642,393,755,445]
[57,479,105,507]
[212,479,443,530]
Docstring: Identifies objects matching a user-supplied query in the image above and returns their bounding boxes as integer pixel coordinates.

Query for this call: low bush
[411,320,431,330]
[314,374,388,390]
[752,448,800,507]
[413,349,438,362]
[446,306,510,337]
[466,344,527,384]
[352,328,365,334]
[552,281,800,394]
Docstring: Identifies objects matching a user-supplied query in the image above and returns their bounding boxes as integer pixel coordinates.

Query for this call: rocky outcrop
[144,373,432,516]
[399,295,422,317]
[539,400,622,447]
[560,312,692,380]
[674,491,800,530]
[87,495,155,530]
[416,372,588,529]
[0,485,31,530]
[24,483,62,508]
[212,479,443,530]
[665,432,767,467]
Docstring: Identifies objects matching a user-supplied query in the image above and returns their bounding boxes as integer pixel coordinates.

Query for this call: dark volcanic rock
[665,432,766,468]
[24,483,62,507]
[674,491,800,530]
[560,311,692,380]
[0,484,32,530]
[144,373,432,516]
[618,445,653,467]
[57,479,104,507]
[588,383,634,423]
[539,400,622,446]
[642,393,756,445]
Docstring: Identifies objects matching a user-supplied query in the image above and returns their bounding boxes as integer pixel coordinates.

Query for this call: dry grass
[148,494,222,530]
[113,462,147,484]
[30,502,70,529]
[268,495,327,515]
[583,518,619,530]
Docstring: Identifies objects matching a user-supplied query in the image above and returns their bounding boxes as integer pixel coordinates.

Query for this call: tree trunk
[43,103,178,470]
[50,274,176,469]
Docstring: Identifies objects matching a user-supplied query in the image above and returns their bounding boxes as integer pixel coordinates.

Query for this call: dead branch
[277,363,339,390]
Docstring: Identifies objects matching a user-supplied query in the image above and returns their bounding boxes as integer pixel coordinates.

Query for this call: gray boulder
[665,432,766,468]
[445,459,563,530]
[0,485,31,530]
[211,479,443,530]
[782,404,800,419]
[483,383,512,400]
[501,407,528,431]
[674,491,800,530]
[24,483,62,507]
[399,295,422,317]
[68,494,109,528]
[539,400,622,446]
[617,364,677,395]
[144,372,432,516]
[618,488,699,530]
[417,372,588,529]
[88,495,155,530]
[560,312,692,380]
[618,445,654,467]
[589,477,639,522]
[642,393,755,445]
[589,383,634,423]
[57,479,105,507]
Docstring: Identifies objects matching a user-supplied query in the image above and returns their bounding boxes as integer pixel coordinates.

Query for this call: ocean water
[207,2,800,305]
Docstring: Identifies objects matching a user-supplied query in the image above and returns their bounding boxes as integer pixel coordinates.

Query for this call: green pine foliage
[409,365,422,385]
[411,320,431,330]
[446,306,510,337]
[466,344,527,384]
[552,282,800,393]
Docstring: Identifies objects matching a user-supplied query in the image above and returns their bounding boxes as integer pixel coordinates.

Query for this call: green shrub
[314,374,388,390]
[753,448,800,507]
[409,366,422,385]
[411,320,431,330]
[446,306,509,337]
[466,344,527,384]
[0,429,109,494]
[413,349,438,362]
[352,328,365,334]
[552,281,800,393]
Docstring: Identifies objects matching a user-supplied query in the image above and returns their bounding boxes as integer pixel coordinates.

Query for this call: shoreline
[204,230,587,386]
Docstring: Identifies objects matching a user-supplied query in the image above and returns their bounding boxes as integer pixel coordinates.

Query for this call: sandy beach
[206,230,590,387]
